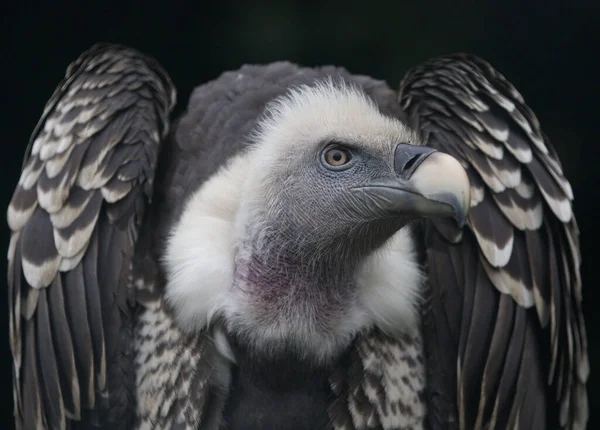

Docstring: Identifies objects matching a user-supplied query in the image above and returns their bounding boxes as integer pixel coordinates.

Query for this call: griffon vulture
[7,43,588,430]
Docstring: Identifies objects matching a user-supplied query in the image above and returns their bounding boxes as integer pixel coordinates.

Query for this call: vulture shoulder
[7,43,175,429]
[398,54,588,430]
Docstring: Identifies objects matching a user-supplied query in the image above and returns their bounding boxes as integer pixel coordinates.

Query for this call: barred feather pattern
[329,328,426,430]
[398,54,588,430]
[133,297,230,430]
[7,44,175,429]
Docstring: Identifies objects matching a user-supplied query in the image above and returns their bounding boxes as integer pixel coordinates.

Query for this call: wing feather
[458,265,498,430]
[399,54,587,429]
[35,289,66,429]
[22,321,44,430]
[62,263,96,410]
[7,43,175,429]
[81,228,107,391]
[488,305,526,429]
[46,275,80,418]
[474,293,513,428]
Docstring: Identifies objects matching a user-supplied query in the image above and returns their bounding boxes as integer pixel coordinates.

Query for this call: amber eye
[323,147,352,167]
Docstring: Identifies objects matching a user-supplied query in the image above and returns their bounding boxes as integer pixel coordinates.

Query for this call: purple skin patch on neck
[235,243,353,306]
[229,230,361,343]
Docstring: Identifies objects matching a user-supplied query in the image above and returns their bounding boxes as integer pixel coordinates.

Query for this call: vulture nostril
[394,143,437,180]
[402,155,419,173]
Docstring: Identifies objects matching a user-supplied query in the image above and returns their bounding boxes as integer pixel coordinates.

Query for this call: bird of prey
[7,43,588,430]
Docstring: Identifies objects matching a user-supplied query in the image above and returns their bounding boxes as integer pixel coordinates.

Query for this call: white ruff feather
[163,81,423,358]
[356,226,423,337]
[163,154,249,333]
[242,78,415,188]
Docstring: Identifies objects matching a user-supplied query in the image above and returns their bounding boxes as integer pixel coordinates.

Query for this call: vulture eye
[322,147,353,169]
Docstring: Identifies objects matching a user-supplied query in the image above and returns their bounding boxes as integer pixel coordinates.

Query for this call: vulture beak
[353,144,471,227]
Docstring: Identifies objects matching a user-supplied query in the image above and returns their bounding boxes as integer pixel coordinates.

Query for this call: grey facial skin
[352,143,470,228]
[243,141,470,264]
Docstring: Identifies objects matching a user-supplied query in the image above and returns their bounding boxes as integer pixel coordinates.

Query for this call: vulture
[7,43,588,430]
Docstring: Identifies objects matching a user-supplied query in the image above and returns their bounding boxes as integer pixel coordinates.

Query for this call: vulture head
[165,80,470,362]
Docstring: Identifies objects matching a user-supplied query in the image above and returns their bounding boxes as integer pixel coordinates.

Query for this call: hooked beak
[352,144,470,227]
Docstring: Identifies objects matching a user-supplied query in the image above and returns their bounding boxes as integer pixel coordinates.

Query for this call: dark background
[3,1,599,428]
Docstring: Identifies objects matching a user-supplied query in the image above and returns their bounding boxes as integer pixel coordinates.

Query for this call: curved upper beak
[352,144,471,227]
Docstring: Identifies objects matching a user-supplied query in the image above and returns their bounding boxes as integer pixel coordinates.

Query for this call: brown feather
[399,53,587,429]
[7,43,175,429]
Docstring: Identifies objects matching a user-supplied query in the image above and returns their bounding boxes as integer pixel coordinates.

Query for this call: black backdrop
[4,1,599,428]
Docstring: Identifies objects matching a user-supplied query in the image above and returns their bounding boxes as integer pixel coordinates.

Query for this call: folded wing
[398,54,587,430]
[7,43,175,429]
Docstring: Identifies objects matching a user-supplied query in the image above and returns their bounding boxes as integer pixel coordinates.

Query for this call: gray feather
[35,289,66,430]
[46,275,80,419]
[21,207,61,289]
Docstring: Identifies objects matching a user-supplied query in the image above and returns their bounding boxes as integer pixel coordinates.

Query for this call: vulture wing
[7,43,175,429]
[398,54,588,429]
